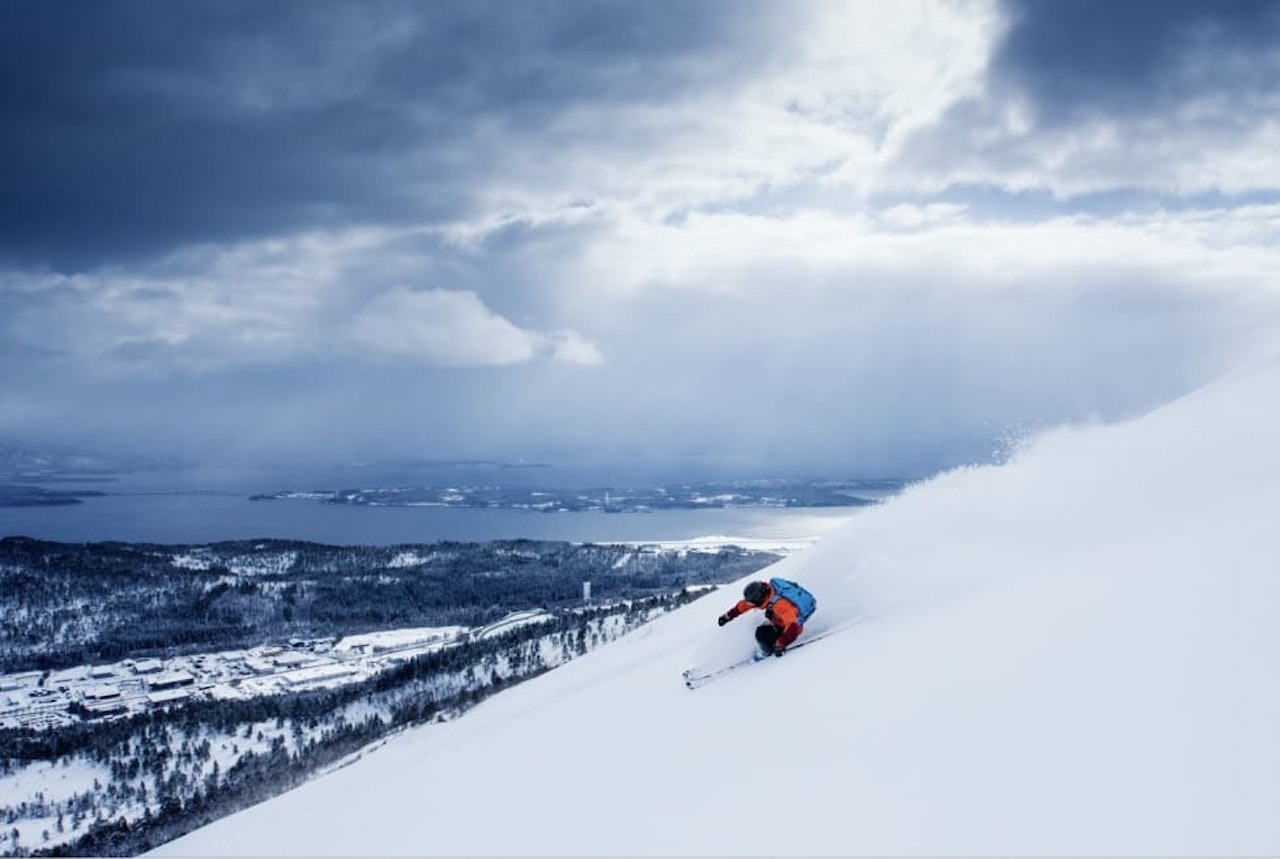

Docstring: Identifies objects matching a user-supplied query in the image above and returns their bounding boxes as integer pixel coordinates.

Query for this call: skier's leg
[755,623,780,652]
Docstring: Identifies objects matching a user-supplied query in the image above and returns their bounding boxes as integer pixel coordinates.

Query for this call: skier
[717,577,817,656]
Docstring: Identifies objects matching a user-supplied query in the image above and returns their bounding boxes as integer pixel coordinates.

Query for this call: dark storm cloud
[891,0,1280,201]
[993,0,1280,123]
[0,0,771,270]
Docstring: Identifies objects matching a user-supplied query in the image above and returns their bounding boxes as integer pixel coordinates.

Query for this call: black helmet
[743,580,770,606]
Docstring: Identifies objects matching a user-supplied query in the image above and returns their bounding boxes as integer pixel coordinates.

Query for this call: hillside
[154,356,1280,857]
[0,539,778,673]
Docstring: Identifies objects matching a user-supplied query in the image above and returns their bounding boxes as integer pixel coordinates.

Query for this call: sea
[0,463,894,548]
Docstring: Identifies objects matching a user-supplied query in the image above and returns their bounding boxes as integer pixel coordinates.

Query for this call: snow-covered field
[155,354,1280,857]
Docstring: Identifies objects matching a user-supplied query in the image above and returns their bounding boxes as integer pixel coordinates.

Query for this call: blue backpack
[769,576,816,624]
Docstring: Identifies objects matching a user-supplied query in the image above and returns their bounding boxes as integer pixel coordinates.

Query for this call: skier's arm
[717,599,755,626]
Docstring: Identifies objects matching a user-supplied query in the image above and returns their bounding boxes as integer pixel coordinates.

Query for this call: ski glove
[772,646,786,657]
[717,613,730,627]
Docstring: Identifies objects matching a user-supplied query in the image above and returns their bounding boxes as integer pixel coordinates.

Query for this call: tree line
[0,537,777,673]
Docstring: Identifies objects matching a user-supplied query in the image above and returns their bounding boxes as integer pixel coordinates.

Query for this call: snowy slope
[154,356,1280,857]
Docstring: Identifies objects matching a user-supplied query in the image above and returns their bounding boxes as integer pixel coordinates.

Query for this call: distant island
[0,441,908,512]
[250,478,904,512]
[0,485,106,507]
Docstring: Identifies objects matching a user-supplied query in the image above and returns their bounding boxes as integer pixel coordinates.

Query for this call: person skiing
[717,577,817,656]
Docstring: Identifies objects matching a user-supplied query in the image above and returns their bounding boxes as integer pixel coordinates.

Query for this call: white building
[147,688,190,707]
[82,699,127,717]
[278,664,359,688]
[147,671,195,691]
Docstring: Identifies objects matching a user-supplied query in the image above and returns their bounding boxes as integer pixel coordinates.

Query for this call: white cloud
[544,331,604,366]
[877,202,969,229]
[345,286,602,368]
[345,287,536,366]
[573,203,1280,302]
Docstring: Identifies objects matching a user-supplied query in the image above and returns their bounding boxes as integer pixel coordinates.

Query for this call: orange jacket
[724,583,804,649]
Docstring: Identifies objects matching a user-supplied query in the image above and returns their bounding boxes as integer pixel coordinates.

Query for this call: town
[0,610,556,731]
[0,593,702,856]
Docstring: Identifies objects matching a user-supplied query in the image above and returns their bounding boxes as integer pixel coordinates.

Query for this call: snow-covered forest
[0,539,776,672]
[1,590,702,856]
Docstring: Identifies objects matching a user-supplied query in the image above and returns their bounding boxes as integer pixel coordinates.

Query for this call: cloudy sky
[3,0,1279,477]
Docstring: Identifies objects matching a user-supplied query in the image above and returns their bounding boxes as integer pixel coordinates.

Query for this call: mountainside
[0,539,778,673]
[155,355,1280,857]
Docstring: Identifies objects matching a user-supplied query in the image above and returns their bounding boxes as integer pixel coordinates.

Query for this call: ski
[681,618,862,690]
[681,654,760,689]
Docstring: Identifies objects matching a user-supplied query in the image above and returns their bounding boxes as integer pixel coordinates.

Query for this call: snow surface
[153,355,1280,857]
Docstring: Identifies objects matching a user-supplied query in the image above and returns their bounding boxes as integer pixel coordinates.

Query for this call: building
[147,671,195,691]
[82,699,127,718]
[272,652,311,669]
[244,658,275,674]
[147,688,190,707]
[132,658,164,675]
[278,664,358,688]
[5,671,42,686]
[81,685,126,718]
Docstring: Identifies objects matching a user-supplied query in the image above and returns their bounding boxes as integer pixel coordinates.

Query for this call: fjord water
[0,463,877,545]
